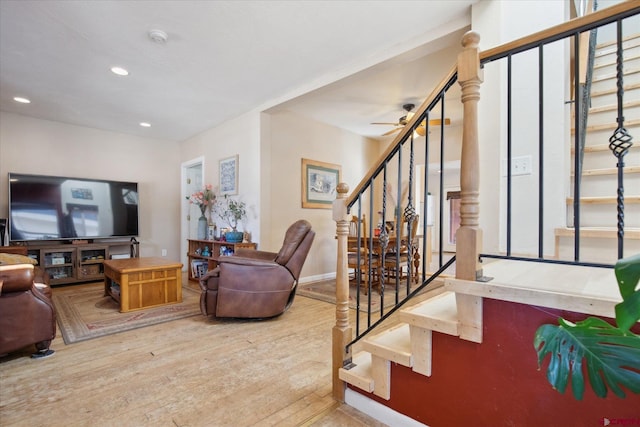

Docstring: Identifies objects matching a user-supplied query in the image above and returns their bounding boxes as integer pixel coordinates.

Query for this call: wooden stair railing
[332,1,640,403]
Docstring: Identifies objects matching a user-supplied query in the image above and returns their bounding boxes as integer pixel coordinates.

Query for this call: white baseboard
[298,271,336,284]
[345,388,429,427]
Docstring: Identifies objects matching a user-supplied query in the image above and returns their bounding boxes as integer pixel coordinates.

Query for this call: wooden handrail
[345,65,458,208]
[480,1,640,63]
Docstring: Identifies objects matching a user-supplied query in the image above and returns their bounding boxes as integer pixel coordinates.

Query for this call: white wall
[179,110,262,264]
[472,0,568,256]
[179,108,379,281]
[0,112,182,259]
[265,110,380,280]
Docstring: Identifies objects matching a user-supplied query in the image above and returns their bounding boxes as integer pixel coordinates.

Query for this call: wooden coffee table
[104,257,183,312]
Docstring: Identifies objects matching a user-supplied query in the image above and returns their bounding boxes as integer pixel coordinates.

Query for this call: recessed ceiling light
[13,96,31,104]
[139,122,151,128]
[111,66,129,76]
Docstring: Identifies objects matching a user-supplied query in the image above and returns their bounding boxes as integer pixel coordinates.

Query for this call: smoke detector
[148,29,168,44]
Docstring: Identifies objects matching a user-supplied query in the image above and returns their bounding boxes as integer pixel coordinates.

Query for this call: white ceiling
[0,1,475,142]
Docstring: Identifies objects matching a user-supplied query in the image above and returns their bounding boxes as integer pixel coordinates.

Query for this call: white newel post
[332,182,351,401]
[456,31,484,343]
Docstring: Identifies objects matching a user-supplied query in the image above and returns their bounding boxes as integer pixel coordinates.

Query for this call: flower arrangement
[187,184,216,217]
[215,194,246,231]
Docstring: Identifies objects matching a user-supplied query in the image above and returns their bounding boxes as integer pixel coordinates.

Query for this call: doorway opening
[181,157,205,270]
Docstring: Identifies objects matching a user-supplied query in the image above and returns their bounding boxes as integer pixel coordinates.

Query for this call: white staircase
[556,33,640,263]
[339,286,482,400]
[337,258,621,404]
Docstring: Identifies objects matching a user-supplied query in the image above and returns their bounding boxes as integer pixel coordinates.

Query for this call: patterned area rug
[52,283,201,344]
[297,279,413,311]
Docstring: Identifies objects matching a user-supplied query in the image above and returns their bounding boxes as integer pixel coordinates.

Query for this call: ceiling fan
[371,103,450,136]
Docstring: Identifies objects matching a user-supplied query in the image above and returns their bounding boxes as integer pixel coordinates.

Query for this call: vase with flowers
[187,184,216,240]
[215,194,247,242]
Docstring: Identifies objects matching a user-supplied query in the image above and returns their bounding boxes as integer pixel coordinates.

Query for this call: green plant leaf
[614,254,640,331]
[534,317,640,400]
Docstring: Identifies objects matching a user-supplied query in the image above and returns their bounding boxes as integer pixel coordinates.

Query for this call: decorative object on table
[219,155,239,196]
[207,223,217,240]
[187,184,216,240]
[301,158,341,209]
[214,194,246,243]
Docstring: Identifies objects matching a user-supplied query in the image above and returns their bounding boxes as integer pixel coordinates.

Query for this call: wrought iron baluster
[608,19,633,259]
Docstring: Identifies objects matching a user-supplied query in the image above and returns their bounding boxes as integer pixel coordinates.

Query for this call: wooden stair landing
[339,259,623,402]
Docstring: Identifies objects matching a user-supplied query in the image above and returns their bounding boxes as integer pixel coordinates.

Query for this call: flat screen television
[8,173,139,242]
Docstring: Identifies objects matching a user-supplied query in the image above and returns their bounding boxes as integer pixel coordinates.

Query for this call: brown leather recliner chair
[199,219,315,318]
[0,264,56,358]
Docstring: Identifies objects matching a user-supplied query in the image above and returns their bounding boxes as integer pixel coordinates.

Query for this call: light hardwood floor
[0,279,388,427]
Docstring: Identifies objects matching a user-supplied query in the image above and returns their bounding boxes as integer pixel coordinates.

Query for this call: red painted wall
[351,298,640,426]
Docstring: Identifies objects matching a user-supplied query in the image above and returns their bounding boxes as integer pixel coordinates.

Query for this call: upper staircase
[556,32,640,263]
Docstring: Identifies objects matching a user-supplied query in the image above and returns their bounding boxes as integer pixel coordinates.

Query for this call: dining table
[347,232,421,285]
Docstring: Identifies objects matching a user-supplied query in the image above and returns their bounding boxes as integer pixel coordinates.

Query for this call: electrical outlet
[161,249,167,257]
[502,155,532,176]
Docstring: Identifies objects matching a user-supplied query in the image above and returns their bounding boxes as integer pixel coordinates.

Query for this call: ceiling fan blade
[427,118,451,126]
[371,122,401,126]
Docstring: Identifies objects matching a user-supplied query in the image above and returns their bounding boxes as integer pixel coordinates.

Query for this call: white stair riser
[567,204,640,228]
[594,52,640,71]
[586,104,640,126]
[590,88,640,107]
[591,70,640,93]
[572,174,640,197]
[595,38,640,61]
[580,148,639,170]
[556,237,640,264]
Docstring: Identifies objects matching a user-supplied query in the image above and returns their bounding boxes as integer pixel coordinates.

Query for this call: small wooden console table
[104,257,183,312]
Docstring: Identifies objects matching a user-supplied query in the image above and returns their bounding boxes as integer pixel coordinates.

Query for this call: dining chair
[347,214,380,294]
[384,214,419,285]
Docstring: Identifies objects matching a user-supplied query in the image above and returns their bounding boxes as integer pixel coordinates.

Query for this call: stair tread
[591,83,640,100]
[338,352,374,392]
[592,67,640,83]
[575,143,640,153]
[578,166,640,176]
[566,195,640,204]
[596,33,640,52]
[589,100,640,114]
[363,323,412,367]
[399,291,459,336]
[572,119,640,135]
[595,53,640,69]
[555,227,640,238]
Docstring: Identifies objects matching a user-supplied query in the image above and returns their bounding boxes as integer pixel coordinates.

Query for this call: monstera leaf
[534,254,640,400]
[614,254,640,332]
[535,317,640,400]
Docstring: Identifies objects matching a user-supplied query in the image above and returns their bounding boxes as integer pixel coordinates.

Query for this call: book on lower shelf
[191,259,209,279]
[110,280,121,297]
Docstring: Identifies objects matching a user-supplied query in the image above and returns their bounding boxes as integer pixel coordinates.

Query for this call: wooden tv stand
[18,240,137,286]
[103,257,183,312]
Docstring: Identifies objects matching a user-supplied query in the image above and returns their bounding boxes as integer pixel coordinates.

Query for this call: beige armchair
[199,220,315,318]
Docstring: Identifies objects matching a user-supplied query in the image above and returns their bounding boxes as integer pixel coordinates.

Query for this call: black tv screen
[8,173,139,242]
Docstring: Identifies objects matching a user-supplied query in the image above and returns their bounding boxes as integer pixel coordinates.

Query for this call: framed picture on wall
[301,158,341,209]
[219,155,239,195]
